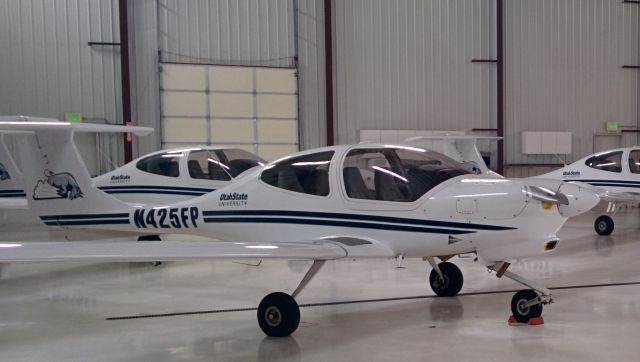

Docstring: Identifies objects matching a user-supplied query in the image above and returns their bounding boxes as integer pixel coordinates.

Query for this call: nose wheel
[510,289,543,323]
[428,261,463,296]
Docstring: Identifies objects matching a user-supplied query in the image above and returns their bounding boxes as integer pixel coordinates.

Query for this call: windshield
[343,146,470,202]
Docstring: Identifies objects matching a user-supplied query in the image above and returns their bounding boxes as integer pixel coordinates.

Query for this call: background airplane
[0,121,601,337]
[535,147,640,235]
[405,136,640,236]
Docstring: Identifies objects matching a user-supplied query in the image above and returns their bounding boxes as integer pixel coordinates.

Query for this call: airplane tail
[0,116,153,226]
[403,135,503,177]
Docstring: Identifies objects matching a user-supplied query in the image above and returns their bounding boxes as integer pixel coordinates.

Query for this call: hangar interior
[0,0,640,360]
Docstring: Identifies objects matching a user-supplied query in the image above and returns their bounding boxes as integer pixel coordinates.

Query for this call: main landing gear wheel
[429,262,463,297]
[511,289,543,323]
[257,292,300,337]
[594,215,614,236]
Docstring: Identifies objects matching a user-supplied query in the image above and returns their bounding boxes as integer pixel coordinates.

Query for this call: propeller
[523,185,569,205]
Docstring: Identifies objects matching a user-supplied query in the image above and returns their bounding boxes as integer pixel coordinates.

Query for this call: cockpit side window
[343,147,470,202]
[585,151,623,173]
[187,150,232,181]
[629,150,640,174]
[136,153,180,177]
[260,151,333,196]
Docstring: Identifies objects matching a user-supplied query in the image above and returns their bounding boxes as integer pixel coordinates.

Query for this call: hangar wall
[0,0,638,177]
[333,0,498,144]
[154,0,327,150]
[0,0,125,175]
[331,0,639,177]
[504,0,640,177]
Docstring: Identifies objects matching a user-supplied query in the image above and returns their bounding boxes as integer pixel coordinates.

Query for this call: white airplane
[535,147,640,236]
[0,121,601,337]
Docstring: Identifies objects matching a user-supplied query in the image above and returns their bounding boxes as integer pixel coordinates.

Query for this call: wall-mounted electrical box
[522,131,572,154]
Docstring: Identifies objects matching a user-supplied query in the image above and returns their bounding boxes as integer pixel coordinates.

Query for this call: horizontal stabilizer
[0,116,153,136]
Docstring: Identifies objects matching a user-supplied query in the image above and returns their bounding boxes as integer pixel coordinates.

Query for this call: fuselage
[36,144,597,262]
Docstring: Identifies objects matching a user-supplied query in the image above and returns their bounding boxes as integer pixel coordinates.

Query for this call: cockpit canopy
[343,146,470,202]
[136,148,266,180]
[258,145,470,202]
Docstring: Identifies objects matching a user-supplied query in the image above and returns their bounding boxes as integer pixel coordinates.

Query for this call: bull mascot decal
[0,162,10,181]
[33,170,84,200]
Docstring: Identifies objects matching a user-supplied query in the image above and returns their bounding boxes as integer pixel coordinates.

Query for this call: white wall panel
[505,0,640,170]
[333,0,497,145]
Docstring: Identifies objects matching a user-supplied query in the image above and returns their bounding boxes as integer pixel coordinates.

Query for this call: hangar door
[160,63,298,161]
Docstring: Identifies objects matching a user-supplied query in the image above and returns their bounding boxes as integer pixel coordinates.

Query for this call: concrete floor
[2,210,640,361]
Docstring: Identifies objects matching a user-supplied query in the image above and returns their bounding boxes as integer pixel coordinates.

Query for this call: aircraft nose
[556,182,600,218]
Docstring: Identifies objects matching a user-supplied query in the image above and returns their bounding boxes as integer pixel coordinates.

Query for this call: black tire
[429,262,463,297]
[511,289,543,323]
[257,292,300,337]
[594,215,614,236]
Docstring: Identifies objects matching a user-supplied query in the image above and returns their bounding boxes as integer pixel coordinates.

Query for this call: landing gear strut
[426,257,463,296]
[257,260,326,337]
[490,262,553,323]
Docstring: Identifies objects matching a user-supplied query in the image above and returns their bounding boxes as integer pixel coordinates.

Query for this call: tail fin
[403,135,503,177]
[0,116,152,222]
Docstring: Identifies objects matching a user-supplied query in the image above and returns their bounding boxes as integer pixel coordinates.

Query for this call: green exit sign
[65,112,82,123]
[606,120,618,132]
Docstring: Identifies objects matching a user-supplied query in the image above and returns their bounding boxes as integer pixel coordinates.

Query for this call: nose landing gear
[490,262,553,324]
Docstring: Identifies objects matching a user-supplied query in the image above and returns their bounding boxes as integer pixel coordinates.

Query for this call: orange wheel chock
[508,315,545,326]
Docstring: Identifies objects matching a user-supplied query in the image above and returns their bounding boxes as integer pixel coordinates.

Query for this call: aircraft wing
[0,240,350,263]
[0,235,397,263]
[598,191,640,203]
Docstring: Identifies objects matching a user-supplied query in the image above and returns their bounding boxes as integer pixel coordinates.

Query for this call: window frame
[135,152,181,178]
[340,146,470,205]
[584,150,624,174]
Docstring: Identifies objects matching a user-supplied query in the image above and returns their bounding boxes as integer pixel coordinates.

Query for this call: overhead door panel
[160,63,298,161]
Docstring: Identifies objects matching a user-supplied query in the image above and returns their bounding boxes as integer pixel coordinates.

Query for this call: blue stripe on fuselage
[202,210,515,231]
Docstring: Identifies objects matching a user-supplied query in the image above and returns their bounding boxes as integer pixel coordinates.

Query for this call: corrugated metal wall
[333,0,498,144]
[158,0,295,67]
[296,0,326,149]
[0,0,124,174]
[155,0,327,150]
[129,0,161,156]
[504,0,640,177]
[2,0,638,175]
